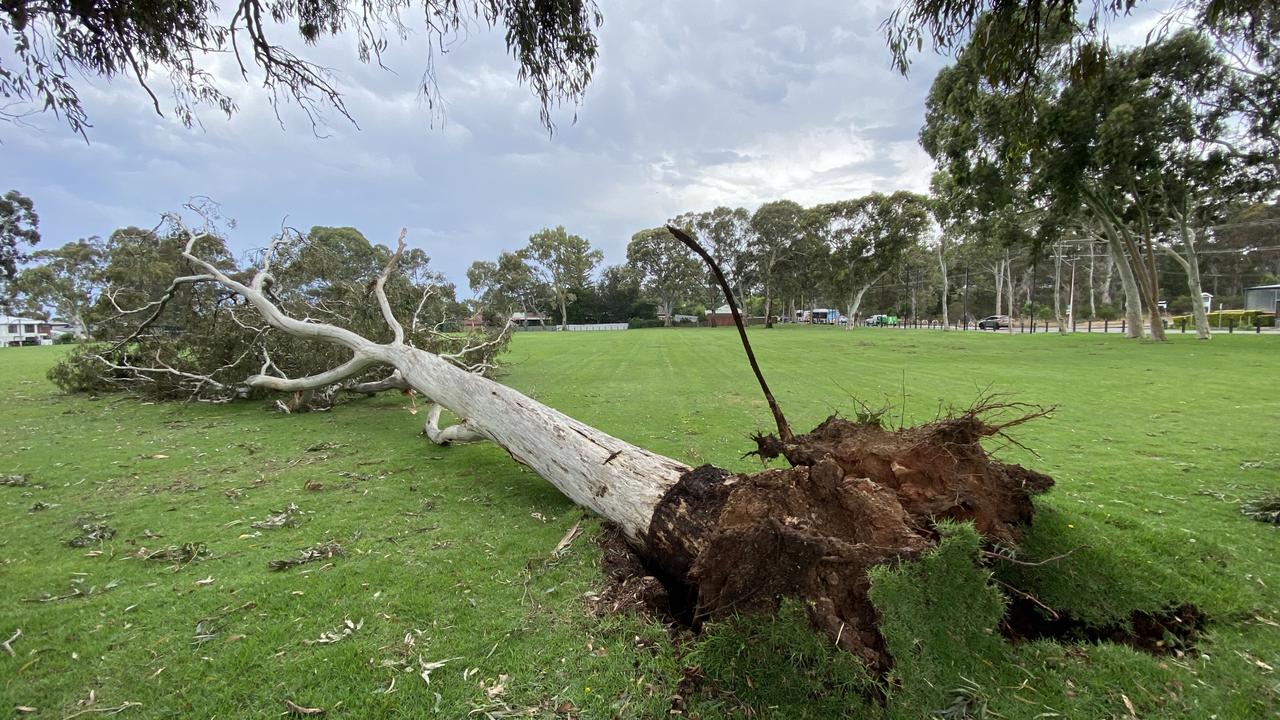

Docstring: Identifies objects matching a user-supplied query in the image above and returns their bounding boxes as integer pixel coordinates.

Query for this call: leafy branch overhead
[0,0,602,135]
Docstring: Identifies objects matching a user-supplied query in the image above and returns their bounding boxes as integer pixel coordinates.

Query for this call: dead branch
[665,224,794,444]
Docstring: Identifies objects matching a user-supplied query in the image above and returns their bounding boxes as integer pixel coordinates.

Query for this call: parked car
[978,315,1011,330]
[865,314,898,327]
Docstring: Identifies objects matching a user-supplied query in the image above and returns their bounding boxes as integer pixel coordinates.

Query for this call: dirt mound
[1002,598,1205,654]
[644,406,1055,673]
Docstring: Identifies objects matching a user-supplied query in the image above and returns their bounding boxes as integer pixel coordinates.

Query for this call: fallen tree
[111,208,1055,672]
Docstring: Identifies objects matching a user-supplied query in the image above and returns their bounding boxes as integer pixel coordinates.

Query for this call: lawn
[1,327,1278,719]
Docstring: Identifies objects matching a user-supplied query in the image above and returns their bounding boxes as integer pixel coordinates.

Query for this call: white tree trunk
[937,240,949,330]
[1101,227,1145,339]
[173,226,688,546]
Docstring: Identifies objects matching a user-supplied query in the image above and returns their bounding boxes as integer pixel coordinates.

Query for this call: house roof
[2,316,47,324]
[1244,284,1280,291]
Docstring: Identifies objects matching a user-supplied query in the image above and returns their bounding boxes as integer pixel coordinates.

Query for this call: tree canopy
[1,0,602,135]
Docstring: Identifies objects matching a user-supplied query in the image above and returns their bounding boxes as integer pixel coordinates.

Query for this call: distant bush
[1170,309,1275,328]
[52,333,78,345]
[1086,304,1118,320]
[628,318,665,329]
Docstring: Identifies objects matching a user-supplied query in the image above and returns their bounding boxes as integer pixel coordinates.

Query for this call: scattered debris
[2,474,29,486]
[419,656,462,685]
[28,501,58,513]
[60,700,142,718]
[28,579,121,603]
[192,601,257,644]
[252,503,305,530]
[139,542,211,566]
[2,628,20,656]
[268,541,343,571]
[69,522,116,548]
[283,699,325,716]
[304,481,325,492]
[1242,493,1280,524]
[552,522,582,557]
[306,442,344,452]
[305,618,364,645]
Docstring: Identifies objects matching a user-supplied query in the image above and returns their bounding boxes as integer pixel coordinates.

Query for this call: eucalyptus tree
[467,252,549,322]
[625,228,702,326]
[1,0,602,135]
[1,190,40,310]
[807,192,929,327]
[521,226,602,328]
[749,200,806,327]
[671,207,755,312]
[17,238,105,334]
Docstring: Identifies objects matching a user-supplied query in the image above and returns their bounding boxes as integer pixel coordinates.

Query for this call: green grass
[2,327,1278,718]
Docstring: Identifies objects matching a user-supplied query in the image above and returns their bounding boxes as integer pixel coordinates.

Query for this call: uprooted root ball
[644,407,1055,673]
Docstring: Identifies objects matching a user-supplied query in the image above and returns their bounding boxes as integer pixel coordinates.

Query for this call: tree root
[644,402,1056,673]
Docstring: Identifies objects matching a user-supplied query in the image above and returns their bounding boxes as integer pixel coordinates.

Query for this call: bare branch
[423,403,487,445]
[246,354,375,392]
[374,229,408,344]
[106,274,218,352]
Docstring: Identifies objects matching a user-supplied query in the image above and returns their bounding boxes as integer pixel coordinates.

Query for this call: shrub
[627,317,665,329]
[52,332,79,345]
[1170,309,1276,328]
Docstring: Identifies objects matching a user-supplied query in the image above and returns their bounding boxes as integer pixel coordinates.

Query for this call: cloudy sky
[4,0,1167,293]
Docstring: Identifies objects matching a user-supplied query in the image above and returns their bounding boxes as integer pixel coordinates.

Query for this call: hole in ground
[1001,596,1206,654]
[588,525,699,628]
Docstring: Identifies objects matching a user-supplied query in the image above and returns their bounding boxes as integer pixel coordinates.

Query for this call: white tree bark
[173,221,688,545]
[936,238,949,330]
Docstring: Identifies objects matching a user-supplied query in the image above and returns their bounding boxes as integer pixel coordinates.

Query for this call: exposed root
[422,403,487,445]
[644,402,1056,674]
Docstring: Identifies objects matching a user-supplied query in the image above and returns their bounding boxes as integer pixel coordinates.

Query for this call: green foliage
[626,317,665,329]
[47,222,495,403]
[1170,309,1275,327]
[520,226,602,326]
[870,523,1007,714]
[626,227,702,326]
[1,0,602,135]
[1,189,40,306]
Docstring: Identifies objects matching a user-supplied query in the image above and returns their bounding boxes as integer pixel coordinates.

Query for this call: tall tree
[807,192,929,327]
[18,237,105,334]
[0,190,40,311]
[625,228,701,326]
[749,200,805,328]
[521,226,602,328]
[468,252,548,322]
[1,0,601,135]
[671,207,755,312]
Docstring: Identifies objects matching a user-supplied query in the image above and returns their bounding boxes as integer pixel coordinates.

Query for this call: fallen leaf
[419,656,462,685]
[552,522,582,555]
[284,699,325,715]
[194,576,214,587]
[1122,693,1137,718]
[15,706,37,714]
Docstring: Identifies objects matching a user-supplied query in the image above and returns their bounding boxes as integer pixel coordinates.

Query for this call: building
[1244,284,1280,315]
[2,316,53,346]
[510,311,549,327]
[706,304,735,327]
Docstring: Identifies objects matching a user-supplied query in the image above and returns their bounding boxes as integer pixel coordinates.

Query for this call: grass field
[2,328,1278,719]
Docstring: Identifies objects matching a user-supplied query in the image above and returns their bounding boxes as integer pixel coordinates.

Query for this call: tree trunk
[1053,244,1069,335]
[764,293,774,329]
[937,240,949,330]
[1100,251,1114,308]
[1005,253,1015,334]
[1101,226,1145,339]
[1087,249,1096,318]
[993,262,1004,318]
[559,293,568,329]
[1164,221,1212,341]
